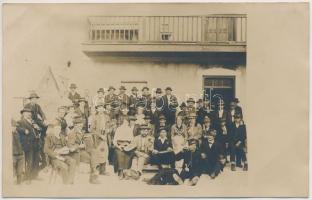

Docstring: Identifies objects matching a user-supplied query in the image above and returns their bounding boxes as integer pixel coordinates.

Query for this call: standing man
[105,86,118,105]
[118,86,130,108]
[142,86,152,114]
[163,87,178,127]
[12,119,24,185]
[211,100,227,130]
[186,98,196,115]
[24,92,48,169]
[129,87,139,115]
[93,88,105,111]
[227,98,244,126]
[68,83,81,103]
[16,107,40,184]
[229,113,247,171]
[196,99,211,126]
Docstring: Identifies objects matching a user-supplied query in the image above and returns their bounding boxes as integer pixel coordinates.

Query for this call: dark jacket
[55,117,68,135]
[154,137,172,152]
[211,109,228,129]
[176,149,202,177]
[24,103,46,122]
[200,139,223,166]
[68,92,81,103]
[16,118,38,152]
[226,107,243,125]
[229,123,247,148]
[12,129,24,156]
[196,107,211,125]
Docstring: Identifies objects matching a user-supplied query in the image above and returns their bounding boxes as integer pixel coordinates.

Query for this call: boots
[243,163,248,171]
[231,164,236,171]
[99,163,107,175]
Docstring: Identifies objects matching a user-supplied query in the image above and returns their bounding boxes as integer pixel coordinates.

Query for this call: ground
[7,163,248,197]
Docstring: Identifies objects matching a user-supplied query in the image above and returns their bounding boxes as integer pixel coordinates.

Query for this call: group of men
[12,83,247,186]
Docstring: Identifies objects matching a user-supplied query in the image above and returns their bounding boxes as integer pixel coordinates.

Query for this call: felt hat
[69,83,77,89]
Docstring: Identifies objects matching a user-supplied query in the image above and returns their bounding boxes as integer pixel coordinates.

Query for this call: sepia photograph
[2,2,309,198]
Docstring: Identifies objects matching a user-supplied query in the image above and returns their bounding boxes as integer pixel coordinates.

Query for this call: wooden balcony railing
[88,15,246,45]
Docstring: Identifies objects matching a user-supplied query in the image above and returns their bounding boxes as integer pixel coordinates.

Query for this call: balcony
[82,15,247,60]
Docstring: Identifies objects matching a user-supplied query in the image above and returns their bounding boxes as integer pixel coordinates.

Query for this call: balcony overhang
[82,42,246,54]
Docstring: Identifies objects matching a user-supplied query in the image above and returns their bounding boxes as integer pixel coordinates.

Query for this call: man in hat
[16,107,41,184]
[155,115,171,139]
[129,87,139,114]
[196,98,211,126]
[142,86,152,113]
[200,129,224,179]
[163,87,178,127]
[227,98,244,126]
[93,88,105,112]
[128,124,154,176]
[105,86,118,105]
[75,97,90,132]
[68,83,81,103]
[44,123,76,184]
[216,118,230,163]
[55,106,68,135]
[177,102,189,125]
[211,99,227,130]
[12,119,24,185]
[202,116,214,137]
[229,113,247,171]
[186,98,196,114]
[174,139,202,186]
[143,115,155,137]
[118,86,130,108]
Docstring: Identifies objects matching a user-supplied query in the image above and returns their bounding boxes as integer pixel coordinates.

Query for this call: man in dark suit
[24,92,48,169]
[175,139,202,186]
[68,83,81,103]
[216,118,230,163]
[162,87,178,127]
[229,113,247,171]
[196,99,211,126]
[211,100,228,130]
[226,98,244,126]
[12,119,24,185]
[142,86,152,114]
[16,108,41,184]
[154,115,171,139]
[150,128,175,168]
[55,106,68,135]
[200,129,224,179]
[118,86,130,108]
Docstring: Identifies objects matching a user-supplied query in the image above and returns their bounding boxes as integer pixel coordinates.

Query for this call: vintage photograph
[2,2,308,198]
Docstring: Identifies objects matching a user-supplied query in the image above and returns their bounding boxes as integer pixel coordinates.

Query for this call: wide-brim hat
[180,102,187,108]
[119,86,126,90]
[69,83,77,89]
[234,113,242,119]
[196,99,203,103]
[187,98,195,103]
[20,107,32,114]
[159,115,166,121]
[140,124,150,130]
[142,86,149,91]
[28,92,40,99]
[165,87,172,91]
[95,102,105,109]
[108,86,116,91]
[156,88,162,94]
[97,88,105,93]
[131,87,138,92]
[128,115,137,121]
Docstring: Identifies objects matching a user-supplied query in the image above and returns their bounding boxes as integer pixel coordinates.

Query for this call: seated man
[44,124,76,184]
[150,128,175,169]
[129,125,154,176]
[174,139,202,186]
[200,129,224,179]
[67,117,102,184]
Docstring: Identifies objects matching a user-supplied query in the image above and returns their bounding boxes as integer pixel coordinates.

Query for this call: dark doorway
[203,76,235,111]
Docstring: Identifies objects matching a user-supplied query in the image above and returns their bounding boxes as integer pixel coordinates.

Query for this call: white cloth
[113,123,134,146]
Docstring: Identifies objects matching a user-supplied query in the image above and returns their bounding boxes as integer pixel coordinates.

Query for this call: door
[203,76,235,111]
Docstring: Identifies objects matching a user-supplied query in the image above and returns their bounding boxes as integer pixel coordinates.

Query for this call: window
[160,24,171,41]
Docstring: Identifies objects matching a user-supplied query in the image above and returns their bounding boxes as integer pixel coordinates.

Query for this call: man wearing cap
[75,98,90,133]
[174,139,202,186]
[16,107,41,184]
[68,83,81,103]
[93,88,105,111]
[163,87,179,127]
[229,113,247,171]
[129,87,139,114]
[128,125,154,176]
[200,129,224,179]
[118,86,130,108]
[44,123,76,184]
